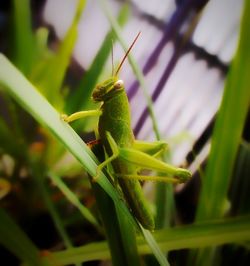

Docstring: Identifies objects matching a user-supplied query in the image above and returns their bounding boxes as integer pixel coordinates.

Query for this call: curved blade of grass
[152,215,250,251]
[0,53,168,265]
[0,208,51,266]
[45,215,250,265]
[0,53,137,229]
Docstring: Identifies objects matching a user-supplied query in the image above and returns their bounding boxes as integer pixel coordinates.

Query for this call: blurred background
[43,0,246,166]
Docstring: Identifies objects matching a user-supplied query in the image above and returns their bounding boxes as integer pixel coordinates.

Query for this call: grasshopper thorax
[92,77,124,102]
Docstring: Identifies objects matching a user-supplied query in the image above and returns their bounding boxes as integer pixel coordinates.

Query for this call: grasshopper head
[92,32,141,102]
[92,77,124,102]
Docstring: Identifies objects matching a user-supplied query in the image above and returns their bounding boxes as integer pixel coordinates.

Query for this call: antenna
[115,31,141,76]
[111,39,114,76]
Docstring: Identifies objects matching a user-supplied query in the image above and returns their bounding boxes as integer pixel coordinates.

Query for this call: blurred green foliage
[0,0,249,266]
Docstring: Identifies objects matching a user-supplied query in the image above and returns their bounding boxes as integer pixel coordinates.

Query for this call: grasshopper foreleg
[94,131,119,181]
[61,109,102,123]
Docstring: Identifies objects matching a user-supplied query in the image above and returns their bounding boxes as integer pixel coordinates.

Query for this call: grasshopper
[62,32,191,230]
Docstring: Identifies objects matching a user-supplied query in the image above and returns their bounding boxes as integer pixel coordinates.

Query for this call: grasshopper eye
[114,79,124,89]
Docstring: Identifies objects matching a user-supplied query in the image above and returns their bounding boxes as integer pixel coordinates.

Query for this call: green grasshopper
[62,32,191,230]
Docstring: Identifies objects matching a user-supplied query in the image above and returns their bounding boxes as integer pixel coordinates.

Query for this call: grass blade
[230,141,250,215]
[49,172,99,228]
[192,1,250,265]
[141,226,170,266]
[89,142,141,266]
[195,0,250,221]
[33,0,86,105]
[0,208,50,266]
[45,215,250,265]
[12,0,36,74]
